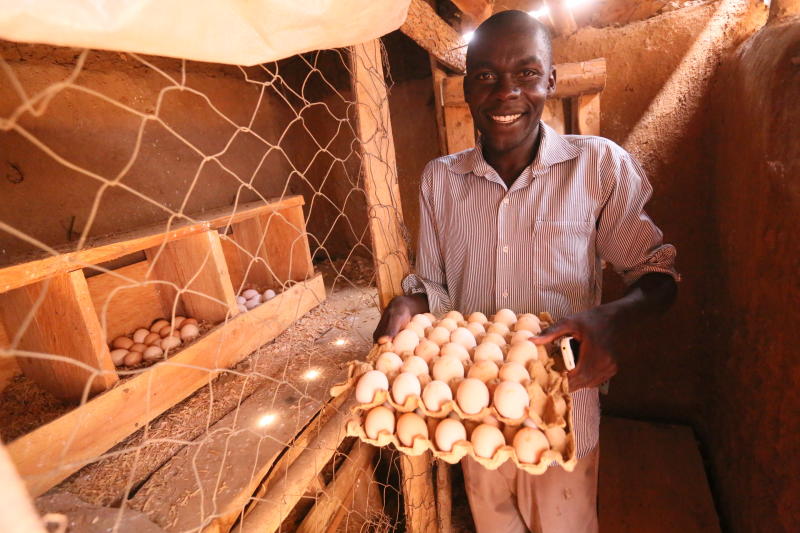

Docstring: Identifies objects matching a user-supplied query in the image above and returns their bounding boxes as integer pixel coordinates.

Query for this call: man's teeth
[490,114,522,123]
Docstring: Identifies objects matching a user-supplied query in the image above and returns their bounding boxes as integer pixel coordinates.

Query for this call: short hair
[466,10,553,69]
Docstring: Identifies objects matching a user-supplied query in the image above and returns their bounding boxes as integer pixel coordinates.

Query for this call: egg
[132,328,150,344]
[159,325,175,337]
[401,355,430,378]
[110,349,128,366]
[144,332,161,346]
[402,321,425,339]
[513,427,550,464]
[355,370,390,404]
[123,351,143,366]
[391,372,422,405]
[422,380,453,411]
[482,333,507,347]
[443,310,465,323]
[471,424,506,459]
[263,289,276,301]
[235,295,247,305]
[396,412,429,447]
[506,341,537,366]
[440,342,470,362]
[143,345,164,361]
[160,336,182,352]
[435,418,467,452]
[111,336,134,350]
[486,322,510,336]
[432,354,465,383]
[427,326,452,346]
[245,297,261,310]
[376,352,404,376]
[493,308,517,326]
[450,327,477,350]
[411,313,433,328]
[414,339,439,362]
[173,316,187,329]
[423,312,436,322]
[467,360,499,382]
[473,342,504,364]
[150,319,170,333]
[237,303,248,313]
[456,378,490,415]
[467,311,489,324]
[180,323,200,341]
[482,414,501,428]
[129,343,147,353]
[545,426,568,454]
[499,362,530,384]
[242,289,260,300]
[493,381,530,419]
[393,329,420,354]
[434,318,456,333]
[514,314,542,334]
[364,406,395,440]
[182,318,198,327]
[510,330,535,345]
[466,322,486,338]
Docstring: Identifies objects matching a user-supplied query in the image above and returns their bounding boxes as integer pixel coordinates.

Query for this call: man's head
[464,10,555,155]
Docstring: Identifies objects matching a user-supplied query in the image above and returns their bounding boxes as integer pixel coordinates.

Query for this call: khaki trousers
[462,446,599,533]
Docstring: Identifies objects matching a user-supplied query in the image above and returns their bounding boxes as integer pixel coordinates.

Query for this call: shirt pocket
[532,220,595,293]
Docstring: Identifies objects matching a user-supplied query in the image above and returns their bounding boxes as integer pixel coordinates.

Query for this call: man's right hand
[372,293,430,344]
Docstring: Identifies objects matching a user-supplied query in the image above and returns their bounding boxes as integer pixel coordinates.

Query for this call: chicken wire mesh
[0,37,408,532]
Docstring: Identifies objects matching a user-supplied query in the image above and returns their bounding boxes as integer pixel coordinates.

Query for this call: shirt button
[503,198,510,205]
[502,245,509,254]
[502,291,509,298]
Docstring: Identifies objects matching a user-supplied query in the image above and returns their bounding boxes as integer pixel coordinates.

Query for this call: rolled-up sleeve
[596,153,680,285]
[402,166,453,315]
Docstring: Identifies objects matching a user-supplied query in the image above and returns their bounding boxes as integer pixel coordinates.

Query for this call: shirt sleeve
[596,152,680,285]
[401,165,453,315]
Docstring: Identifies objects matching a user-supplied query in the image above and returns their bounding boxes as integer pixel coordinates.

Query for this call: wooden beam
[435,460,453,533]
[0,270,118,400]
[7,274,326,497]
[350,40,410,309]
[442,58,607,105]
[451,0,494,27]
[545,0,578,36]
[401,0,467,73]
[429,57,449,156]
[296,440,376,533]
[238,395,357,533]
[0,441,46,533]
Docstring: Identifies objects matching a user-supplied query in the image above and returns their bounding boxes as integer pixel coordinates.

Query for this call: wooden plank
[145,230,239,323]
[576,92,601,136]
[226,217,274,291]
[86,261,170,341]
[0,441,47,533]
[435,460,452,533]
[545,0,578,36]
[401,0,467,72]
[0,321,21,392]
[599,417,721,533]
[261,204,315,286]
[442,58,607,104]
[0,196,305,294]
[350,39,410,309]
[401,452,438,533]
[429,57,449,156]
[7,274,326,497]
[239,394,357,533]
[443,103,476,153]
[0,271,118,400]
[296,440,376,533]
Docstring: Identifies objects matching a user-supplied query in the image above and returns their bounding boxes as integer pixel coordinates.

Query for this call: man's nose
[493,74,520,100]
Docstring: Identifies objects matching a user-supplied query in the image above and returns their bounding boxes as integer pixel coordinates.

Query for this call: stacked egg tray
[330,310,578,475]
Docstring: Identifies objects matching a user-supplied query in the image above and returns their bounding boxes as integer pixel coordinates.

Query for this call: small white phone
[558,336,610,395]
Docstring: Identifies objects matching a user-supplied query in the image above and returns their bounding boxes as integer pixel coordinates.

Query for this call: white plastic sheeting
[0,0,411,65]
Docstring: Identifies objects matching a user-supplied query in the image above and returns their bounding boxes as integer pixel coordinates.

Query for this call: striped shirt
[402,122,679,458]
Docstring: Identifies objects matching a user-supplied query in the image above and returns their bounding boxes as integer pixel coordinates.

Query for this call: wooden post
[430,57,449,156]
[576,92,601,136]
[544,0,578,36]
[0,271,118,400]
[145,230,239,323]
[443,93,476,153]
[351,39,438,533]
[435,460,453,533]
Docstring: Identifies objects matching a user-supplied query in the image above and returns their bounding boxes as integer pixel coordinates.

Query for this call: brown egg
[181,318,198,327]
[159,325,175,338]
[435,418,467,452]
[150,319,170,333]
[144,332,161,346]
[396,412,429,447]
[111,336,134,350]
[364,406,395,440]
[123,351,143,366]
[467,312,489,324]
[467,360,499,383]
[432,354,465,383]
[414,339,440,363]
[129,343,147,353]
[143,345,164,361]
[110,349,128,366]
[132,328,150,344]
[456,378,490,415]
[513,427,550,464]
[173,316,187,329]
[471,423,506,459]
[180,323,200,342]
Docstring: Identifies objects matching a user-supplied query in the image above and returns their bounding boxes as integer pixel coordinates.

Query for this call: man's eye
[476,72,495,81]
[520,69,540,78]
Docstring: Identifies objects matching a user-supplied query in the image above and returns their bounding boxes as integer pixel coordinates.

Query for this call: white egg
[132,328,150,344]
[414,339,440,363]
[411,313,433,328]
[427,326,452,346]
[242,289,260,300]
[364,406,395,439]
[514,314,542,334]
[160,336,182,352]
[237,303,248,313]
[435,418,467,452]
[486,322,510,336]
[401,355,430,378]
[422,380,453,411]
[506,341,537,366]
[456,378,490,415]
[391,372,422,405]
[468,312,489,324]
[180,323,200,341]
[393,329,420,354]
[143,345,164,361]
[111,336,134,350]
[450,327,477,350]
[245,297,261,310]
[471,424,506,459]
[466,322,486,338]
[499,362,530,384]
[355,370,390,404]
[467,360,499,383]
[110,349,128,366]
[376,351,404,376]
[482,333,507,347]
[437,317,459,332]
[443,310,465,323]
[432,354,465,383]
[404,321,426,338]
[545,426,568,454]
[510,330,535,344]
[396,412,429,447]
[150,319,170,333]
[440,342,470,363]
[493,308,517,326]
[493,381,530,419]
[263,289,277,301]
[513,427,550,464]
[123,350,143,366]
[236,295,247,305]
[473,342,504,364]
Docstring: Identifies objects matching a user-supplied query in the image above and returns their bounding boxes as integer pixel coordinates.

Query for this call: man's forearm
[603,272,677,322]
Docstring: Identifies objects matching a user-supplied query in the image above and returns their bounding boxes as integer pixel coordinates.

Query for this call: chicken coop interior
[0,0,797,532]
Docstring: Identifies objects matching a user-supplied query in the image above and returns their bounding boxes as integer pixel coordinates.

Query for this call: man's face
[464,26,555,154]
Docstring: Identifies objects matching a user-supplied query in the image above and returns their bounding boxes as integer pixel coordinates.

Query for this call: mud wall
[705,17,800,532]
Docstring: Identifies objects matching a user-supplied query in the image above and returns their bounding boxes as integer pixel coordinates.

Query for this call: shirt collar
[449,121,582,178]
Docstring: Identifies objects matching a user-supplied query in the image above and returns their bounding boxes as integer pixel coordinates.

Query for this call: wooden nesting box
[0,195,326,496]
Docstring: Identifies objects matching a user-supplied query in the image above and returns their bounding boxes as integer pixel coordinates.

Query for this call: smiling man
[373,9,679,533]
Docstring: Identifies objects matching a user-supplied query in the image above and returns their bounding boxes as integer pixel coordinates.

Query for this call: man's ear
[547,66,557,96]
